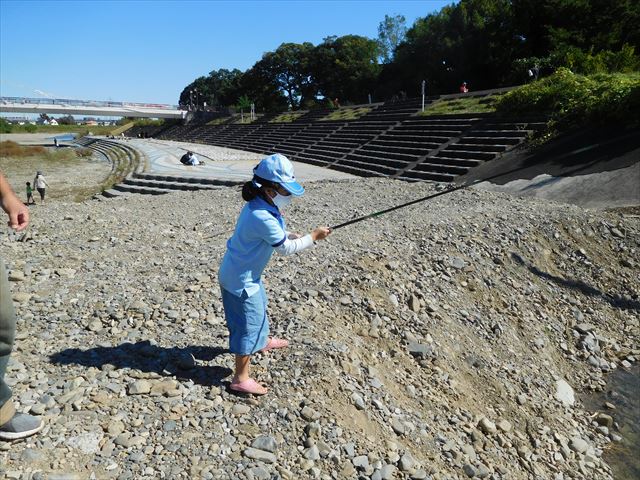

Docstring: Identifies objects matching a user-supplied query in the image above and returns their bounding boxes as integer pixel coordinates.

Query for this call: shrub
[496,68,640,133]
[75,148,93,157]
[0,118,12,133]
[133,118,165,127]
[510,45,640,83]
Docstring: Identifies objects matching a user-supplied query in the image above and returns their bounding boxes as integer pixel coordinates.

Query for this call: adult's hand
[0,172,30,231]
[3,195,29,231]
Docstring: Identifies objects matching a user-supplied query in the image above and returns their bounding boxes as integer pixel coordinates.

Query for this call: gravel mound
[1,178,638,480]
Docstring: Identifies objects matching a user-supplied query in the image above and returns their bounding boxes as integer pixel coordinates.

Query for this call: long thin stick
[329,134,620,231]
[330,180,477,230]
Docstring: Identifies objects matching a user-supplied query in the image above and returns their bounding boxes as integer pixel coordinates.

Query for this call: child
[218,153,331,395]
[25,182,34,205]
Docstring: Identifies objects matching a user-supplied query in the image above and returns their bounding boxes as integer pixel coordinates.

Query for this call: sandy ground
[0,133,75,146]
[0,149,111,203]
[124,138,356,183]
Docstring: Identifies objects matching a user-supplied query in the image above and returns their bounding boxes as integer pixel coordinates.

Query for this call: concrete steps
[140,97,546,185]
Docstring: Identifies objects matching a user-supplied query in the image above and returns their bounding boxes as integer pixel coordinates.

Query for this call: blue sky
[0,0,451,105]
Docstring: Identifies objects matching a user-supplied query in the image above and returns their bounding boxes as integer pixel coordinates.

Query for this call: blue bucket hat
[253,153,304,196]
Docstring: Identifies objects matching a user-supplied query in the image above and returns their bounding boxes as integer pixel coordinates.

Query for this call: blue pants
[221,284,269,355]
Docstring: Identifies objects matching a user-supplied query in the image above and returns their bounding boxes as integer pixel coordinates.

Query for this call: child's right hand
[311,227,332,241]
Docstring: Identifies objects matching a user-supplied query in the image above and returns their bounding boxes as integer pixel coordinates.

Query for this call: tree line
[179,0,639,112]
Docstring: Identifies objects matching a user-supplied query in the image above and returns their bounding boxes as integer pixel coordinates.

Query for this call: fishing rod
[330,178,482,230]
[329,134,618,231]
[328,164,527,230]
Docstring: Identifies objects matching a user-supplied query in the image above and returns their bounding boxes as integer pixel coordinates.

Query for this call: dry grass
[270,112,305,123]
[1,147,111,203]
[420,95,499,116]
[0,141,47,157]
[321,106,372,121]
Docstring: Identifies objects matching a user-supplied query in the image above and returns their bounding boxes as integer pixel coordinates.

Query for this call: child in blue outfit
[218,153,331,395]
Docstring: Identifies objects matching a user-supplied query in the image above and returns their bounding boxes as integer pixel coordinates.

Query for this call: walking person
[33,171,49,205]
[25,182,34,205]
[218,154,331,395]
[0,172,44,440]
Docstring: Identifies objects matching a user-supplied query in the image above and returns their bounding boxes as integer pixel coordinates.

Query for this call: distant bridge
[0,96,187,119]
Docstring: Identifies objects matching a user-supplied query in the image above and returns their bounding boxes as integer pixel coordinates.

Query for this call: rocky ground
[0,178,638,480]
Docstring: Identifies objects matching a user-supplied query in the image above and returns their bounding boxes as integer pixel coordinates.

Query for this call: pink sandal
[260,337,289,353]
[230,378,268,395]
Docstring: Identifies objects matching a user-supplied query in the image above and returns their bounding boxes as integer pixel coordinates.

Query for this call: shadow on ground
[462,126,640,184]
[50,340,232,386]
[511,253,640,312]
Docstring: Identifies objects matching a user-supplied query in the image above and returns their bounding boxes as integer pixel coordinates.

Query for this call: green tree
[377,14,407,64]
[511,0,640,58]
[239,66,289,112]
[390,0,520,94]
[237,95,252,122]
[57,115,76,125]
[312,35,381,104]
[251,42,317,109]
[178,68,243,108]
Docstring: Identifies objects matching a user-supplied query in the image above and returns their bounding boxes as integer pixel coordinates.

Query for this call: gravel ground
[0,178,638,480]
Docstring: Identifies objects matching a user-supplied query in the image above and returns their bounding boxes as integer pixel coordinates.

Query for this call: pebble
[0,176,634,480]
[244,447,277,463]
[251,435,277,452]
[478,417,497,435]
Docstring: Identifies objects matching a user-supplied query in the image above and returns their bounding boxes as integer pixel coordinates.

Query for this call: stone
[476,463,491,478]
[409,295,421,312]
[303,445,320,461]
[408,341,433,359]
[66,431,103,454]
[352,455,369,469]
[497,419,512,432]
[232,404,250,415]
[150,379,180,396]
[301,406,319,421]
[399,453,415,472]
[555,379,575,407]
[478,417,497,435]
[251,435,277,453]
[463,464,476,477]
[8,271,25,281]
[380,464,396,480]
[128,380,152,395]
[244,447,276,464]
[351,392,366,410]
[595,413,613,428]
[574,323,595,334]
[569,437,589,454]
[450,257,466,270]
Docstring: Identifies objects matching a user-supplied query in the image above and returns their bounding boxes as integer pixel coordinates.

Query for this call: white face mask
[272,192,292,210]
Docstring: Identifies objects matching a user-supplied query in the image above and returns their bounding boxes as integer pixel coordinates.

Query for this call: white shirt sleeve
[274,234,314,256]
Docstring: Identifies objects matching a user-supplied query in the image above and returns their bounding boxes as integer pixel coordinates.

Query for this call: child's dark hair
[26,182,30,185]
[242,175,278,201]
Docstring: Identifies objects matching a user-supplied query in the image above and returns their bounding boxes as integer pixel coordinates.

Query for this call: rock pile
[1,178,637,479]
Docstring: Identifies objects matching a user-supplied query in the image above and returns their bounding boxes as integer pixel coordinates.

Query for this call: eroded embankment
[0,178,637,480]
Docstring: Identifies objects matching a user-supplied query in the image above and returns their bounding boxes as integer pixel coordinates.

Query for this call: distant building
[4,116,29,124]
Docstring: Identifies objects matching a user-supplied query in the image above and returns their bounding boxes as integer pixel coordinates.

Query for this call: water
[46,133,77,141]
[583,365,640,480]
